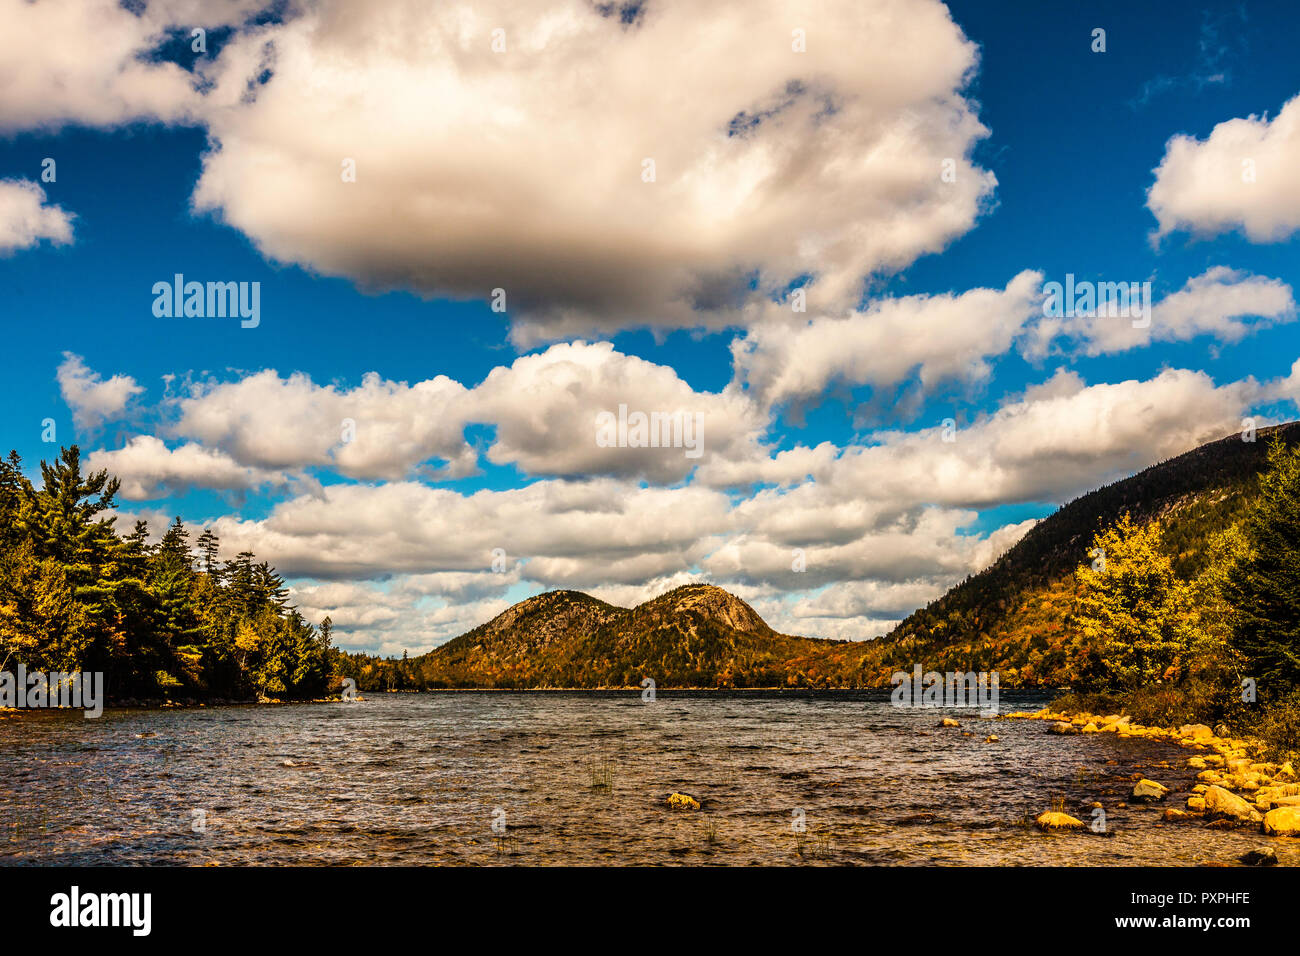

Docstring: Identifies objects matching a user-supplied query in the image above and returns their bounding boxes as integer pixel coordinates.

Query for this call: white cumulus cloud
[188,0,995,342]
[56,352,143,430]
[1149,93,1300,242]
[0,180,74,255]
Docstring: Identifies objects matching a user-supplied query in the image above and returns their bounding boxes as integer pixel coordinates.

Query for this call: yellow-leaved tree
[1068,514,1197,690]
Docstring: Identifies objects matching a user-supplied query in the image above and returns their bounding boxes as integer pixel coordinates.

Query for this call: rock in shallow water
[1240,847,1278,866]
[666,792,699,811]
[1262,806,1300,837]
[1035,811,1084,831]
[1204,785,1263,825]
[1131,779,1170,802]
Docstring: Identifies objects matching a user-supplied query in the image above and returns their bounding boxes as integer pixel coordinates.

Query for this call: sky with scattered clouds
[2,0,1300,655]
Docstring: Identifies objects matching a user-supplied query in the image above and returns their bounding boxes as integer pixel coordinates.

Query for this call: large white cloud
[104,342,765,486]
[0,180,74,255]
[1149,93,1300,242]
[170,368,475,480]
[204,477,736,582]
[187,0,994,342]
[470,342,765,482]
[803,367,1256,512]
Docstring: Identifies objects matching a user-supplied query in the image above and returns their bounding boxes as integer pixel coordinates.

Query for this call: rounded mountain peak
[643,583,771,633]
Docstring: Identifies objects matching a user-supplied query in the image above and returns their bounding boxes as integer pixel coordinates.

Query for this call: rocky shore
[1006,708,1300,851]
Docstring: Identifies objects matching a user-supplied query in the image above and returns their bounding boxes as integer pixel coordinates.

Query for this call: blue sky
[2,0,1299,654]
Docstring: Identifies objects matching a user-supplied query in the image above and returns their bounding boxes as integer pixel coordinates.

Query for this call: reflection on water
[1,691,1294,866]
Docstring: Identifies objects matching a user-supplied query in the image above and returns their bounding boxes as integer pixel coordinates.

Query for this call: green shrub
[1256,689,1300,760]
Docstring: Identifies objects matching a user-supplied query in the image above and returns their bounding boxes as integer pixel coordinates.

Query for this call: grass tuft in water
[587,757,615,791]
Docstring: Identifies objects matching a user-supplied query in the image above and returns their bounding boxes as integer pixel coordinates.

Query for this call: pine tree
[124,520,151,554]
[253,562,289,609]
[159,517,192,567]
[196,527,220,576]
[1226,438,1300,690]
[31,446,120,564]
[224,552,257,615]
[0,450,32,550]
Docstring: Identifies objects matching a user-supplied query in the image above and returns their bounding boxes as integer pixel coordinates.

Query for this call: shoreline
[4,685,965,713]
[1006,708,1300,843]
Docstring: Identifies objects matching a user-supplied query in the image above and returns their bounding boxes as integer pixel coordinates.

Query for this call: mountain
[806,422,1300,687]
[423,589,625,685]
[564,584,839,687]
[408,583,839,688]
[341,423,1300,691]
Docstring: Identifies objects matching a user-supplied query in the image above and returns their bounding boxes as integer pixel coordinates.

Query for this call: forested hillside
[0,446,332,701]
[813,423,1300,687]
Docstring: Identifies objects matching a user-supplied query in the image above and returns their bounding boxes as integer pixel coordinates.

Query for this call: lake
[1,691,1292,866]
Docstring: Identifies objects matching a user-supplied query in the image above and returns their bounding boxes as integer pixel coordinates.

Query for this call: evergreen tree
[196,527,220,576]
[159,516,192,567]
[0,450,32,550]
[1226,438,1300,689]
[225,552,257,615]
[253,561,289,609]
[124,519,151,554]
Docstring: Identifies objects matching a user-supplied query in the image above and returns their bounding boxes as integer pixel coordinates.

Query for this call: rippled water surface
[2,691,1295,866]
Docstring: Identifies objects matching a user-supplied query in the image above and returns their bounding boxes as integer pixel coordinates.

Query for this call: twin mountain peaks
[392,423,1300,689]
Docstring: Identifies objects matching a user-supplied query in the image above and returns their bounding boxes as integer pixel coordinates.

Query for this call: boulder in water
[1240,847,1278,866]
[1262,806,1300,837]
[1204,785,1262,825]
[666,792,699,811]
[1131,779,1170,802]
[1035,811,1084,831]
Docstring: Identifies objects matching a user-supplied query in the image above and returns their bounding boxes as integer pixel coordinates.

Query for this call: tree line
[0,445,333,701]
